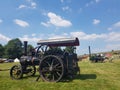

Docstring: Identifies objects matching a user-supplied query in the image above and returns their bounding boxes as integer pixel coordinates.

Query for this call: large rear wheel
[39,55,64,82]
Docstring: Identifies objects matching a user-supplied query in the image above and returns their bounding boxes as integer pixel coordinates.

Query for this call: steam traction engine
[10,37,80,82]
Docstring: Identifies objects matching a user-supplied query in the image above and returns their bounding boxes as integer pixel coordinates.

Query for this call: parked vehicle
[5,59,14,63]
[10,37,80,82]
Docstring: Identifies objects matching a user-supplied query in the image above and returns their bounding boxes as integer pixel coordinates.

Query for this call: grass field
[0,59,120,90]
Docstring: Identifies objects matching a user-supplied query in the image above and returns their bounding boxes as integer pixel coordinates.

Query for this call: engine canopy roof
[37,37,80,47]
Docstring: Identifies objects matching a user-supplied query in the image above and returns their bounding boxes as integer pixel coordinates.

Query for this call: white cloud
[70,31,106,40]
[106,32,120,42]
[14,19,29,27]
[93,19,100,25]
[31,2,36,9]
[41,22,50,27]
[48,35,67,39]
[70,31,120,42]
[106,44,120,50]
[30,31,119,43]
[62,6,69,11]
[107,27,112,31]
[41,12,72,27]
[95,0,100,3]
[86,1,94,7]
[61,0,64,3]
[108,21,120,30]
[78,8,82,13]
[113,21,120,28]
[19,35,40,42]
[31,33,36,37]
[48,12,72,27]
[18,0,37,9]
[62,6,72,12]
[60,0,71,3]
[0,34,11,42]
[18,5,27,9]
[70,31,86,38]
[45,31,106,41]
[86,0,100,7]
[0,19,3,23]
[26,0,32,2]
[48,33,69,39]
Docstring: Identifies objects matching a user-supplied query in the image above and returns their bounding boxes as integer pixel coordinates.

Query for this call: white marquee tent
[14,58,20,62]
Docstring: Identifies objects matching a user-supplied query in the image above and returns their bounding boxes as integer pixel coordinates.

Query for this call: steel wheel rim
[10,65,23,79]
[26,65,36,76]
[39,55,64,82]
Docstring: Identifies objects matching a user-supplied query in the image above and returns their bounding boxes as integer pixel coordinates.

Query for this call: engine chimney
[88,46,91,58]
[24,41,28,56]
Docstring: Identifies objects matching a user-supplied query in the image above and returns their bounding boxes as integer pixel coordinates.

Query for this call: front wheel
[39,55,64,82]
[26,65,36,76]
[10,65,23,79]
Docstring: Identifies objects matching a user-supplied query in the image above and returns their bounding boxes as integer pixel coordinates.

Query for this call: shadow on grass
[20,74,39,80]
[75,74,97,80]
[60,74,97,82]
[16,74,97,82]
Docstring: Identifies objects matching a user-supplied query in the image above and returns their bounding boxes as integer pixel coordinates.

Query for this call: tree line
[0,38,33,59]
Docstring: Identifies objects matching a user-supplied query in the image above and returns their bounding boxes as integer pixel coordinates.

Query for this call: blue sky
[0,0,120,55]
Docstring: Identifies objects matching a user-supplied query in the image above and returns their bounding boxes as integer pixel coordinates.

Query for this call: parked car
[5,59,14,63]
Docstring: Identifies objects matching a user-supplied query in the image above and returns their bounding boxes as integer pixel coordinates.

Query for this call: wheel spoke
[53,63,60,68]
[41,67,49,73]
[26,66,36,76]
[52,71,61,79]
[56,72,61,76]
[52,74,55,81]
[39,55,64,82]
[10,65,23,79]
[44,61,51,67]
[44,72,51,80]
[54,68,62,72]
[50,59,54,67]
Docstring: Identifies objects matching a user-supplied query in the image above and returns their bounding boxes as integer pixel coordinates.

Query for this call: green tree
[27,44,34,53]
[4,38,23,59]
[0,44,4,58]
[44,47,63,55]
[26,44,34,55]
[64,46,75,53]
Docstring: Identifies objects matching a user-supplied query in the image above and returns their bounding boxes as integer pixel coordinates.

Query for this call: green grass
[0,59,120,90]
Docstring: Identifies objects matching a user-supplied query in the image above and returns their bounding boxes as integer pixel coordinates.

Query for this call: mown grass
[0,59,120,90]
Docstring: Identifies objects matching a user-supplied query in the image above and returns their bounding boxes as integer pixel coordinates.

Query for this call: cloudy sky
[0,0,120,55]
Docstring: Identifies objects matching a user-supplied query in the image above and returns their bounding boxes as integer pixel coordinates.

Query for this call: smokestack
[24,41,28,56]
[89,46,91,57]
